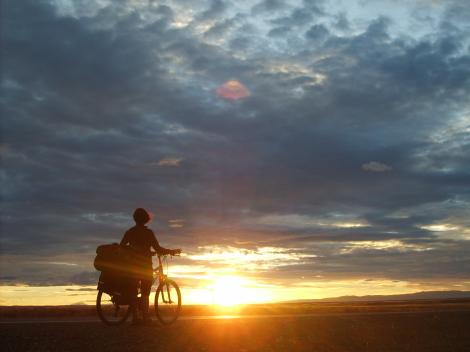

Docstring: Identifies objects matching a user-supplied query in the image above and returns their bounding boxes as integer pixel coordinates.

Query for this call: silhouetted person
[121,208,181,325]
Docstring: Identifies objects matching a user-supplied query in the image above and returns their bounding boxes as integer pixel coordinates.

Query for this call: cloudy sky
[1,0,470,305]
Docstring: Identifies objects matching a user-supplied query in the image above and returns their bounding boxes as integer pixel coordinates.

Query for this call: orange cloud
[216,80,250,100]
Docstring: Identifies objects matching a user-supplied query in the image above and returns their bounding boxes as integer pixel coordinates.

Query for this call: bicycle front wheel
[154,279,181,325]
[96,290,131,326]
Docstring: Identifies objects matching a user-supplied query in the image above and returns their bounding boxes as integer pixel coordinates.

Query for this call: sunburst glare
[211,276,249,306]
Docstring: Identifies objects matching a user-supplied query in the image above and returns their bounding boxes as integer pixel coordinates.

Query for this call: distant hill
[292,291,470,303]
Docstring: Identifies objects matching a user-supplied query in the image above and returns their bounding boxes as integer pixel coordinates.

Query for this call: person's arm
[120,231,130,246]
[150,230,180,255]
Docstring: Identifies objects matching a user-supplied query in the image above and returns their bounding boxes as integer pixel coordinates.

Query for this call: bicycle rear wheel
[96,290,131,325]
[154,279,181,325]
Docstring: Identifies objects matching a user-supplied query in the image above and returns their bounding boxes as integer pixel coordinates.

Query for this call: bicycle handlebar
[150,251,181,257]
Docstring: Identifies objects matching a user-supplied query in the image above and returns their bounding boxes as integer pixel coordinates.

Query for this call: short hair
[133,208,150,224]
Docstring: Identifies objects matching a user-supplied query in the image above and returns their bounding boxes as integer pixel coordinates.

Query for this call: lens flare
[216,80,250,100]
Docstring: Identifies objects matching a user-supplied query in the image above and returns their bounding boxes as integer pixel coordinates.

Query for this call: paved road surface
[0,308,468,324]
[1,309,470,351]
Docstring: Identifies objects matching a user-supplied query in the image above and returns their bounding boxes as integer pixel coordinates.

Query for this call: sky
[1,0,470,305]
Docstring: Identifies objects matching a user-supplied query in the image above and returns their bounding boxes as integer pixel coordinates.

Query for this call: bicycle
[96,252,182,326]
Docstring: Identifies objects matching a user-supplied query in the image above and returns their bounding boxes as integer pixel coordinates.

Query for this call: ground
[1,301,469,351]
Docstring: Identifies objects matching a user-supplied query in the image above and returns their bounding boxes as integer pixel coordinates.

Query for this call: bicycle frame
[154,255,174,304]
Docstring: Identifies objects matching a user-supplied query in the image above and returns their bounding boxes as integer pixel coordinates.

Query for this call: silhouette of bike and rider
[120,208,181,325]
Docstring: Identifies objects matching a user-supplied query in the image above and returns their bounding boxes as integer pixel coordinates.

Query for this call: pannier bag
[97,271,136,301]
[94,243,150,279]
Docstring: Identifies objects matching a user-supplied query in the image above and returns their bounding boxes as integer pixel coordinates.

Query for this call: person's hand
[171,249,182,256]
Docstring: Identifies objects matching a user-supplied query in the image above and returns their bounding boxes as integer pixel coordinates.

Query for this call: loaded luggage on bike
[94,243,145,304]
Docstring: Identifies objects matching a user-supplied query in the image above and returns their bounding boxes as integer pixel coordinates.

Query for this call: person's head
[133,208,151,225]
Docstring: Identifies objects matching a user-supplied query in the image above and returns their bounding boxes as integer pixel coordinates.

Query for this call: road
[0,307,468,324]
[1,309,470,351]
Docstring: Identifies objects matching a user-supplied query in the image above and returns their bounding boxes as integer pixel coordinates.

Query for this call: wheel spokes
[97,291,130,325]
[161,284,174,304]
[155,281,181,325]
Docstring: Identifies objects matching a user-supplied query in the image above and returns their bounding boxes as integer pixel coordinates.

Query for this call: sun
[211,276,248,306]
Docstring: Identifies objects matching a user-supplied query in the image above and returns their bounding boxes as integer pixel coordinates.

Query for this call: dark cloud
[302,0,325,15]
[268,26,291,37]
[1,0,469,290]
[199,0,228,20]
[70,271,100,285]
[334,12,350,31]
[305,23,329,41]
[251,0,287,14]
[271,8,314,28]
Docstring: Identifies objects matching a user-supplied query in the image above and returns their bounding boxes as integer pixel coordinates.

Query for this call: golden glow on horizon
[1,277,470,306]
[2,241,468,306]
[211,276,248,306]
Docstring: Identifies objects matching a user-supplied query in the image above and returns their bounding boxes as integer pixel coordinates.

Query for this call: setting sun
[211,276,248,306]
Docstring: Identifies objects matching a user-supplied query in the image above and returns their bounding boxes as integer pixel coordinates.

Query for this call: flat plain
[1,300,469,352]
